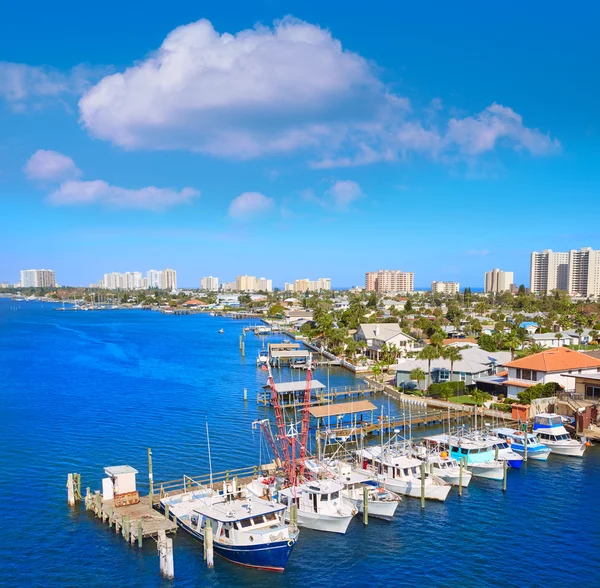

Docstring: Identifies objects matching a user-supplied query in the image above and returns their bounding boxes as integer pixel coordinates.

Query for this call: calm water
[1,299,599,588]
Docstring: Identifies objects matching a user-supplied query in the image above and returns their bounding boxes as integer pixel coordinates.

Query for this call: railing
[154,465,260,495]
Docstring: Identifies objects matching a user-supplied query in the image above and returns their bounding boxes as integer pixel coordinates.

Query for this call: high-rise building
[365,270,414,293]
[201,276,219,291]
[235,275,273,292]
[484,269,515,293]
[530,250,570,294]
[147,270,163,289]
[290,278,332,292]
[431,281,460,295]
[567,247,600,297]
[162,269,177,291]
[284,282,294,292]
[19,269,57,288]
[257,277,273,292]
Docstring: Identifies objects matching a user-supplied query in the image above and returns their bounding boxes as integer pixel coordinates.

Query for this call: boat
[492,428,552,461]
[256,350,269,367]
[474,432,524,469]
[532,413,589,457]
[248,477,357,534]
[413,446,472,487]
[356,446,452,501]
[218,328,224,334]
[425,434,505,480]
[161,483,298,571]
[309,459,401,520]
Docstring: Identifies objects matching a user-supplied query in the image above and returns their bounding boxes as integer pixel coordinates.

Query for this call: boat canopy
[309,400,376,418]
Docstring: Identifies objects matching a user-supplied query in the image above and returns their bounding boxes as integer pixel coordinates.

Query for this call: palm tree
[505,334,521,360]
[410,368,426,393]
[590,330,598,343]
[442,346,463,384]
[575,327,584,349]
[555,332,563,347]
[418,345,440,391]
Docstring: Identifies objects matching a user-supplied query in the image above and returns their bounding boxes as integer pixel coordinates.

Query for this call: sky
[1,1,599,288]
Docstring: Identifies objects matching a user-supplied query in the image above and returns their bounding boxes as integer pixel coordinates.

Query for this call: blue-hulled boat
[493,428,552,461]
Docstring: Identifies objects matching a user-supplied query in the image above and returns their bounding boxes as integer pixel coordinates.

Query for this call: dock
[257,382,378,407]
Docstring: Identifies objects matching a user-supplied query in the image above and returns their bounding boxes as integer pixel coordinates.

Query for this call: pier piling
[420,462,426,510]
[67,473,75,506]
[148,448,154,510]
[458,458,463,496]
[205,522,214,568]
[137,519,143,548]
[243,388,247,401]
[362,486,369,525]
[502,459,508,492]
[158,530,175,579]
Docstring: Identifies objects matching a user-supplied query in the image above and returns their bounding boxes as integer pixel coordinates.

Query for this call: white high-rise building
[567,247,600,297]
[257,277,273,292]
[484,269,515,293]
[201,276,219,291]
[431,281,460,295]
[19,269,56,288]
[291,278,332,292]
[365,270,414,293]
[147,270,163,289]
[162,269,177,291]
[530,250,570,294]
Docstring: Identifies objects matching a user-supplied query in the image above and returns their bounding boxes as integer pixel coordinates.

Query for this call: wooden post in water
[494,445,499,461]
[458,458,463,496]
[74,473,81,502]
[502,458,508,492]
[205,521,214,568]
[158,530,174,579]
[241,341,245,357]
[243,387,247,401]
[67,474,75,506]
[362,486,369,525]
[420,462,426,509]
[523,426,528,462]
[148,448,154,510]
[239,335,243,350]
[138,519,143,548]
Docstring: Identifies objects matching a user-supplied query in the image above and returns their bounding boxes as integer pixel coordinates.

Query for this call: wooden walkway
[256,384,378,407]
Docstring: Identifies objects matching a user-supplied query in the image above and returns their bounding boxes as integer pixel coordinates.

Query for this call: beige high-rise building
[484,269,515,293]
[431,281,460,295]
[365,270,414,293]
[162,269,177,291]
[530,250,570,294]
[201,276,219,291]
[20,269,57,288]
[567,247,600,297]
[235,275,273,292]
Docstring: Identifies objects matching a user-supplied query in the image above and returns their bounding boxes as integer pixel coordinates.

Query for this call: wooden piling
[158,530,174,579]
[502,459,508,492]
[148,448,154,510]
[362,486,369,525]
[165,503,170,520]
[137,519,143,548]
[420,462,426,509]
[205,522,214,568]
[523,426,528,462]
[243,387,247,401]
[67,473,75,506]
[458,458,463,496]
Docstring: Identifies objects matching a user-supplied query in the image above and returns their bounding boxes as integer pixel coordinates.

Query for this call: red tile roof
[504,347,600,373]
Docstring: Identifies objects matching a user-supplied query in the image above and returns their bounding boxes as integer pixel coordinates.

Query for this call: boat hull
[353,498,398,520]
[469,464,504,480]
[543,442,586,457]
[383,478,451,501]
[437,470,472,487]
[288,509,354,534]
[180,520,295,571]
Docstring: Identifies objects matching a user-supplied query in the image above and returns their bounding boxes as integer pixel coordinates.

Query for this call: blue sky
[1,1,599,288]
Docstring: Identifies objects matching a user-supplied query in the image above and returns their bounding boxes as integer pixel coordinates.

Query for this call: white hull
[383,478,451,501]
[469,463,504,480]
[287,508,354,534]
[350,497,398,520]
[543,442,586,457]
[437,470,472,487]
[521,450,551,461]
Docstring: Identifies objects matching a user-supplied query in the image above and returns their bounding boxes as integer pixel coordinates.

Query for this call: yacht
[312,460,401,520]
[248,477,357,534]
[160,485,298,571]
[533,413,589,457]
[476,433,524,469]
[413,446,472,487]
[256,350,269,366]
[492,428,552,461]
[356,446,452,501]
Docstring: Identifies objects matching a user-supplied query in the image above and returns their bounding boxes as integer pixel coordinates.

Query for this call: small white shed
[102,465,138,500]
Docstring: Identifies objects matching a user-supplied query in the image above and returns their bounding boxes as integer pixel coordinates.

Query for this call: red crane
[267,364,292,478]
[298,354,313,480]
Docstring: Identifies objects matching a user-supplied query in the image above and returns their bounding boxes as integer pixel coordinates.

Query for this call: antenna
[206,420,214,498]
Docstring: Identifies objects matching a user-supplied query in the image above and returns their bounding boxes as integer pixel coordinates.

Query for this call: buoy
[585,441,591,447]
[440,451,448,459]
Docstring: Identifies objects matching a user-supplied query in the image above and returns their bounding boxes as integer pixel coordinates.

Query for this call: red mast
[267,365,292,478]
[298,354,313,480]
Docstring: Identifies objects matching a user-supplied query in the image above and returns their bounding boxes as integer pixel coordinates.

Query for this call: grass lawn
[451,395,478,405]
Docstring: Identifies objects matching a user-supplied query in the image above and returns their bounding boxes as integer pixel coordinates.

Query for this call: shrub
[428,381,465,398]
[517,381,562,405]
[491,403,512,412]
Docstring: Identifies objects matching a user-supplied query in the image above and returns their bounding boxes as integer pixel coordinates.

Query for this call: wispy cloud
[24,150,81,182]
[228,192,274,220]
[326,180,363,208]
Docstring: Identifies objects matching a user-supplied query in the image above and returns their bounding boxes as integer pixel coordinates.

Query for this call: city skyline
[1,3,599,287]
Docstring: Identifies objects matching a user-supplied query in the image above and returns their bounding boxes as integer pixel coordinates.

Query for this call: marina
[3,301,599,587]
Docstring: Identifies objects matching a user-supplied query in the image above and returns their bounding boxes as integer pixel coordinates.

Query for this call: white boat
[160,485,298,571]
[356,446,452,501]
[533,413,589,457]
[256,350,269,366]
[311,460,401,520]
[248,477,357,534]
[413,447,472,487]
[493,428,552,461]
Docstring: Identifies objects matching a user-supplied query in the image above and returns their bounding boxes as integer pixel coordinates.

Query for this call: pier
[257,382,378,407]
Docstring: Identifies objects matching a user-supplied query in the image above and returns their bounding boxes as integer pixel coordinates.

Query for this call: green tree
[442,346,463,384]
[505,333,521,360]
[410,368,426,393]
[418,345,440,391]
[267,303,286,317]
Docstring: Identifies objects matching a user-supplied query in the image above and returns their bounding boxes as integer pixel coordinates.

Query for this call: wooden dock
[256,383,378,407]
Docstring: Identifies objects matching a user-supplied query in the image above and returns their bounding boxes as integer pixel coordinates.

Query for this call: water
[2,299,599,587]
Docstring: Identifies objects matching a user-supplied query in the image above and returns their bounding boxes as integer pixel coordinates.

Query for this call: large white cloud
[48,180,199,211]
[78,17,385,157]
[24,149,81,181]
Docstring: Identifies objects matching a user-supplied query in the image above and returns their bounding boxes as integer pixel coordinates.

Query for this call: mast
[298,354,313,481]
[267,363,292,478]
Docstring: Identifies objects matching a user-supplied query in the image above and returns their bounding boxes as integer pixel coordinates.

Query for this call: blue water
[2,299,599,588]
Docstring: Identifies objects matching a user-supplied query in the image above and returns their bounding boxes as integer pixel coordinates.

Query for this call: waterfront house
[393,346,511,387]
[530,331,579,348]
[502,347,600,399]
[355,323,416,360]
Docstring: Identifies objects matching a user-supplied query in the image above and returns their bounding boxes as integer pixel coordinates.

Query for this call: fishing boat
[256,350,269,367]
[248,477,357,534]
[413,446,472,487]
[532,413,589,457]
[475,432,524,469]
[356,446,452,501]
[308,459,401,520]
[492,428,552,460]
[161,483,298,571]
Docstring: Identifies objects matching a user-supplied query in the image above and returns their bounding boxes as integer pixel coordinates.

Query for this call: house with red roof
[503,347,600,398]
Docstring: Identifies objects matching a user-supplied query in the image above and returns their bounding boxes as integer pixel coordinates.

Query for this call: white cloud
[78,17,385,157]
[47,180,199,211]
[0,62,106,111]
[326,180,363,207]
[229,192,274,219]
[24,149,81,181]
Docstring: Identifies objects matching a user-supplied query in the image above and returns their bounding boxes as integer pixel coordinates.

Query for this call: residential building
[393,346,511,388]
[147,269,163,289]
[431,281,460,295]
[201,276,219,291]
[355,323,416,360]
[162,269,177,291]
[484,269,514,293]
[234,275,273,292]
[365,270,414,293]
[290,278,331,292]
[502,347,600,398]
[284,282,294,292]
[567,247,600,297]
[530,250,570,294]
[257,277,273,292]
[19,269,57,288]
[222,282,237,292]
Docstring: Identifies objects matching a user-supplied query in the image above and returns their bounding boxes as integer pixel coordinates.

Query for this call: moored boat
[533,413,589,457]
[493,428,552,461]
